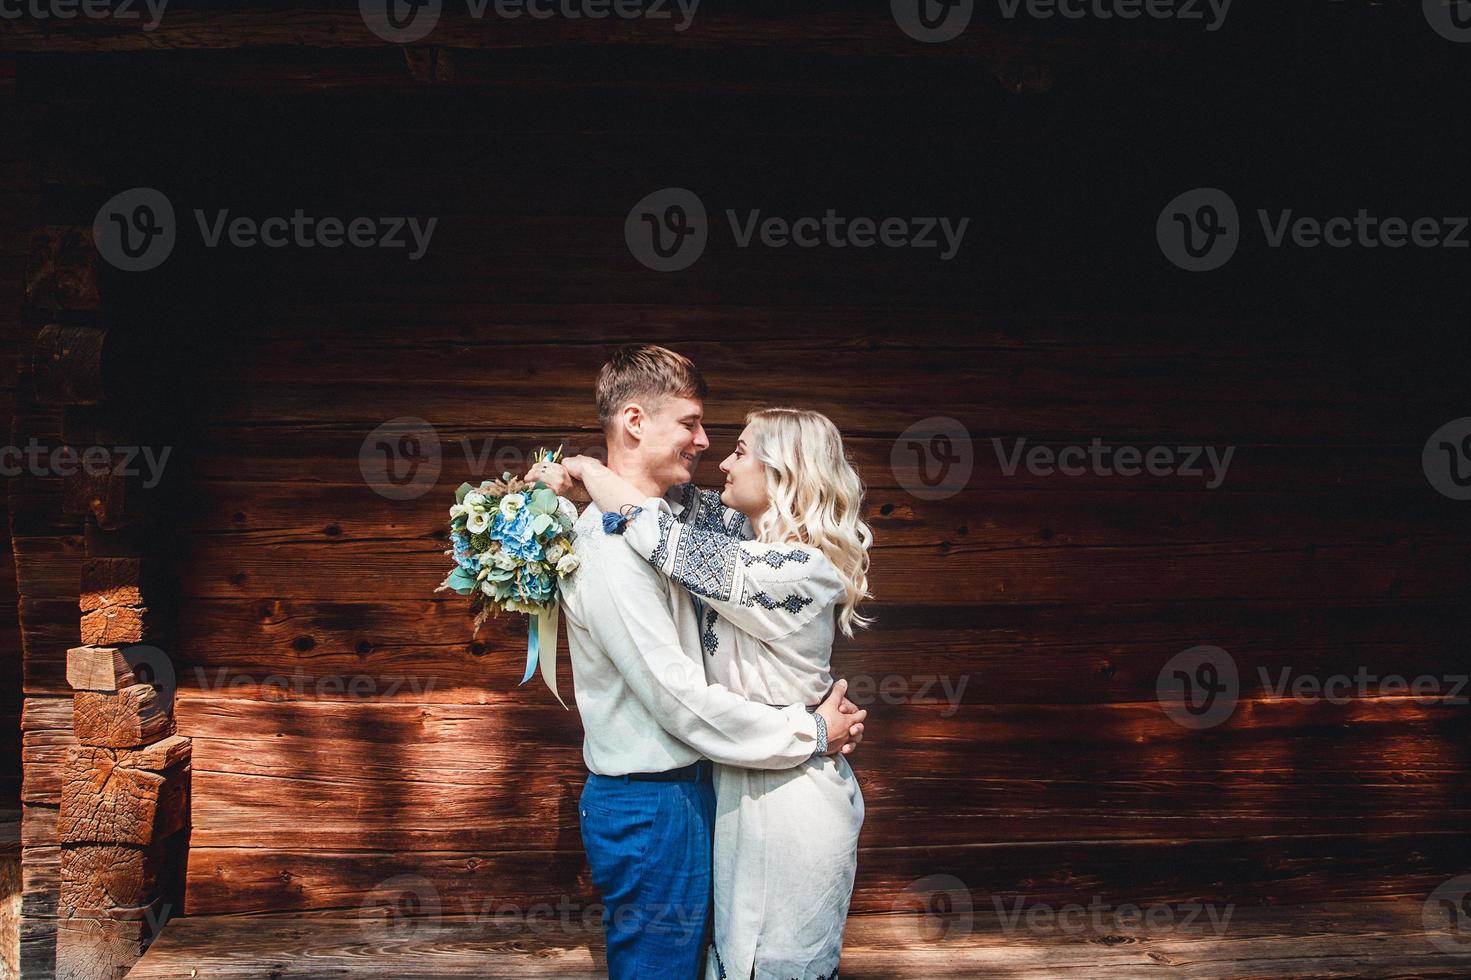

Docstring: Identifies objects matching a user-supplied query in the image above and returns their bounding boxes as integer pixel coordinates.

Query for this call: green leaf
[530,488,558,515]
[455,482,475,505]
[531,513,555,536]
[445,567,478,594]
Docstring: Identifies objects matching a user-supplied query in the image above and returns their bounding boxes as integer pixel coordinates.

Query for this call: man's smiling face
[639,394,710,491]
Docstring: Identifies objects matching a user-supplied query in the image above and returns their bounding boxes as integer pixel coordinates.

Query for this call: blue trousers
[579,766,716,980]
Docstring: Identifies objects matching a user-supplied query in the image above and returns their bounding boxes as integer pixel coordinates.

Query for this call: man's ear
[620,402,645,441]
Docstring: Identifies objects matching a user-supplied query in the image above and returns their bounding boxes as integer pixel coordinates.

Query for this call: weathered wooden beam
[64,646,137,693]
[24,229,99,312]
[71,686,173,750]
[32,325,105,406]
[59,754,189,848]
[79,604,159,648]
[79,559,151,613]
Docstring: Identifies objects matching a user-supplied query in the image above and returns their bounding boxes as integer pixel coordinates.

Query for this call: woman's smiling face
[719,425,769,519]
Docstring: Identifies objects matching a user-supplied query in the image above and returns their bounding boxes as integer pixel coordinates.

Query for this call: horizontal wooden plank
[121,899,1471,980]
[170,532,1468,605]
[169,693,1471,850]
[145,597,1471,707]
[20,698,74,806]
[182,831,1471,917]
[189,428,1447,495]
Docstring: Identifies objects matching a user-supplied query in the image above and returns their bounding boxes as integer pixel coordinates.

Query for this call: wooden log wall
[4,6,1471,963]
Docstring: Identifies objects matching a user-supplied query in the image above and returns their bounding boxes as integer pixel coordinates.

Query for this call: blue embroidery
[741,548,810,568]
[700,603,719,656]
[669,524,739,602]
[744,591,814,614]
[648,510,675,568]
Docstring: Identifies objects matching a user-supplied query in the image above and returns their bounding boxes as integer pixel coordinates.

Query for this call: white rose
[466,510,491,534]
[545,541,567,563]
[556,553,580,575]
[493,550,518,571]
[557,497,579,525]
[449,503,471,520]
[465,491,487,509]
[499,493,527,519]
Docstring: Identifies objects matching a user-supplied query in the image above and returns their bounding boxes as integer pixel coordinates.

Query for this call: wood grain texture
[122,899,1471,979]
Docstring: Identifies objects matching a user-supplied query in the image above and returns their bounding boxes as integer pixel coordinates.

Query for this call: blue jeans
[579,766,716,980]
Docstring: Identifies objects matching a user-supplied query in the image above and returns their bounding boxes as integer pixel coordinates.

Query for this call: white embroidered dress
[622,487,865,980]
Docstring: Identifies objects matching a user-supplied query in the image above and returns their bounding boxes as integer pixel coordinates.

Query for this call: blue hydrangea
[493,507,544,563]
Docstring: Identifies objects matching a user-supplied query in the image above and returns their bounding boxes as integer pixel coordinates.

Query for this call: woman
[561,407,871,980]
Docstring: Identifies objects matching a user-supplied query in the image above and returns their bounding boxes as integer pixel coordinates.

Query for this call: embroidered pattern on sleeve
[700,603,719,656]
[740,548,811,569]
[742,591,816,614]
[669,524,740,601]
[648,509,676,568]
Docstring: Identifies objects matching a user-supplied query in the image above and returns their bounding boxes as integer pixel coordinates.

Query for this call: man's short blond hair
[595,344,708,431]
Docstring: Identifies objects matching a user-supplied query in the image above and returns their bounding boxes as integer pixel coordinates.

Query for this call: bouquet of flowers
[435,447,580,706]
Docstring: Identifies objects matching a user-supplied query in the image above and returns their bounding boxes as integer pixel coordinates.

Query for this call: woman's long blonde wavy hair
[745,408,873,636]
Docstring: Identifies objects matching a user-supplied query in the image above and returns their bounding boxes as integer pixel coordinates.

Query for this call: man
[527,345,866,979]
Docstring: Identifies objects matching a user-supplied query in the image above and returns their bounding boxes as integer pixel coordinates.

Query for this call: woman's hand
[525,459,576,495]
[562,455,603,481]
